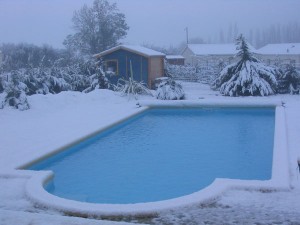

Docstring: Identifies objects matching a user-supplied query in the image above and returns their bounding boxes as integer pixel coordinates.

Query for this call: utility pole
[185,27,189,44]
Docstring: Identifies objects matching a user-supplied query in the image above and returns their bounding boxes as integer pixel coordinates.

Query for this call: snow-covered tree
[4,86,30,111]
[83,66,109,93]
[0,47,114,110]
[0,74,8,93]
[22,69,45,95]
[156,78,185,100]
[277,64,300,94]
[212,34,278,96]
[3,72,30,110]
[0,43,61,71]
[64,0,129,55]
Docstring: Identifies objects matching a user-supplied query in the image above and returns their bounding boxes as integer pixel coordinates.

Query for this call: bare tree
[64,0,129,55]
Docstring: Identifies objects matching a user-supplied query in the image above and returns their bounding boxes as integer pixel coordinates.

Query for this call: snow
[258,43,300,55]
[165,55,185,59]
[0,210,137,225]
[0,90,145,170]
[185,43,258,55]
[94,45,165,58]
[152,189,300,225]
[1,84,300,224]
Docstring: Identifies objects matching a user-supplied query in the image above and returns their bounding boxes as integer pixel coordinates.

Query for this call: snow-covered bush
[115,77,153,99]
[2,56,109,93]
[0,74,8,93]
[83,67,109,93]
[47,75,71,94]
[212,35,278,96]
[277,64,300,94]
[0,54,112,110]
[19,67,59,95]
[69,58,110,92]
[5,71,29,110]
[4,88,30,110]
[156,78,185,100]
[22,70,45,95]
[70,73,92,92]
[3,75,30,111]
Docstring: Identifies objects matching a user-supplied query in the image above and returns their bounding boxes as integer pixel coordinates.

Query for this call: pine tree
[212,34,278,96]
[3,71,30,110]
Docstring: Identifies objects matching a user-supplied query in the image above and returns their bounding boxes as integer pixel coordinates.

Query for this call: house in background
[182,43,300,69]
[165,55,185,65]
[182,44,237,67]
[181,43,257,67]
[256,43,300,67]
[94,45,165,88]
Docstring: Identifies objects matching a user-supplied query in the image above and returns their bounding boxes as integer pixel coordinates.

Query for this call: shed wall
[102,49,148,85]
[148,57,165,88]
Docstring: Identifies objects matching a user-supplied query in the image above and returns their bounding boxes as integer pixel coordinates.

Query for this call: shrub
[156,78,185,100]
[115,77,153,99]
[277,64,300,94]
[83,67,109,93]
[4,85,30,110]
[114,60,152,99]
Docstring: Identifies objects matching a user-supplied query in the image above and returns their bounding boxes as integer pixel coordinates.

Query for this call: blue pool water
[28,107,275,204]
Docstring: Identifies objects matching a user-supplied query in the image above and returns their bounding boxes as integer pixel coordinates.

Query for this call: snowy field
[1,82,300,225]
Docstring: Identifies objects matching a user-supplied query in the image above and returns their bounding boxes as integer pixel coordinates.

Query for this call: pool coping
[22,100,290,217]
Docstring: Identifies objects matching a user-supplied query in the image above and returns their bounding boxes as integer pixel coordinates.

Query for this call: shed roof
[184,43,257,55]
[94,45,165,58]
[257,43,300,55]
[166,55,185,59]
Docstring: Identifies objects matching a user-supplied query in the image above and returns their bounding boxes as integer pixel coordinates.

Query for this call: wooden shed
[166,55,185,65]
[94,45,165,88]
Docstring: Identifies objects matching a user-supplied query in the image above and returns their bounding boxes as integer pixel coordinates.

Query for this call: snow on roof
[166,55,185,59]
[94,45,165,58]
[257,43,300,55]
[185,43,257,55]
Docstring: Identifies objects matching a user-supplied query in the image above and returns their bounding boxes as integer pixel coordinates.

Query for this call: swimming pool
[28,107,275,204]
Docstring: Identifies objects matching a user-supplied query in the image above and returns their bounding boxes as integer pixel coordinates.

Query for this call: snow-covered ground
[1,82,300,224]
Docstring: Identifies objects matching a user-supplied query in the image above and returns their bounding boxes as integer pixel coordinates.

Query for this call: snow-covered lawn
[1,82,300,224]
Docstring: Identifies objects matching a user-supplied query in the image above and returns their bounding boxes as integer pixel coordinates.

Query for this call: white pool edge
[22,100,290,217]
[17,107,148,170]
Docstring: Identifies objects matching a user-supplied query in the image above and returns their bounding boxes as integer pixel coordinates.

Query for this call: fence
[165,64,220,85]
[166,61,300,85]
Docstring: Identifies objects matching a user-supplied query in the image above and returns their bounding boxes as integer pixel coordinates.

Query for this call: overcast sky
[0,0,300,48]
